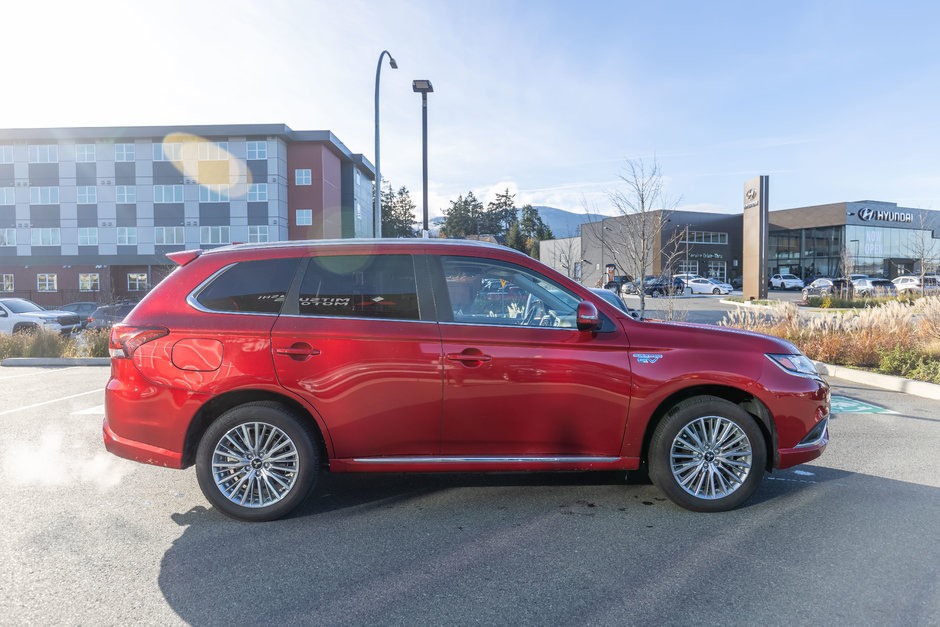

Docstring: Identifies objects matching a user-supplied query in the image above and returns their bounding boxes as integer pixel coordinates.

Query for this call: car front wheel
[649,396,766,512]
[196,402,319,522]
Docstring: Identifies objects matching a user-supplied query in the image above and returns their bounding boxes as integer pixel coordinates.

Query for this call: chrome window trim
[439,321,578,332]
[279,313,436,325]
[352,456,621,464]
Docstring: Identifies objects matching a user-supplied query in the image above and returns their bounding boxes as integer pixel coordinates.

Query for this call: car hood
[636,318,800,355]
[18,309,74,320]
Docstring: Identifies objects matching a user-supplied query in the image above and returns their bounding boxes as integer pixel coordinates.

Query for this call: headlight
[767,353,819,377]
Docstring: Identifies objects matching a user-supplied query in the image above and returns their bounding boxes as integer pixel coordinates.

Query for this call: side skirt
[330,456,640,473]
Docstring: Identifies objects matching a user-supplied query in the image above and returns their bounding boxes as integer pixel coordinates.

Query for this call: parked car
[59,301,100,330]
[892,275,940,295]
[0,298,83,335]
[770,274,805,290]
[685,277,731,295]
[87,303,137,330]
[801,278,853,299]
[853,278,897,298]
[104,239,829,521]
[643,276,686,297]
[673,273,705,282]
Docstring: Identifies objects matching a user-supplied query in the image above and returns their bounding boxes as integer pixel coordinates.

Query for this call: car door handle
[446,352,492,364]
[276,344,321,361]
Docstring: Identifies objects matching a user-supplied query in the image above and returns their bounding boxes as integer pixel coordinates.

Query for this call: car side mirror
[576,300,601,331]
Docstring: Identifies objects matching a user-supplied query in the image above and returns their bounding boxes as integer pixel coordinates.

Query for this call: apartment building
[0,124,374,306]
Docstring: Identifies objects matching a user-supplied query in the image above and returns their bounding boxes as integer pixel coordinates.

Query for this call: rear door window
[195,257,300,313]
[297,254,420,320]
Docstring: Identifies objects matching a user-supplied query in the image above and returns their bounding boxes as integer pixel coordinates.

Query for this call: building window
[0,187,14,205]
[116,185,136,203]
[677,261,699,275]
[0,228,15,246]
[31,228,61,246]
[153,185,184,203]
[248,225,269,243]
[75,143,96,162]
[355,169,361,185]
[200,225,230,245]
[246,141,267,160]
[77,186,97,204]
[79,273,100,292]
[707,261,727,281]
[199,184,229,203]
[198,142,229,161]
[117,227,137,245]
[247,183,267,202]
[114,143,136,162]
[0,145,13,164]
[682,230,729,245]
[355,200,361,220]
[78,227,98,246]
[29,186,59,204]
[155,226,185,245]
[127,273,148,291]
[295,169,312,185]
[153,142,182,161]
[28,144,58,163]
[37,274,58,292]
[296,209,313,226]
[1,274,13,292]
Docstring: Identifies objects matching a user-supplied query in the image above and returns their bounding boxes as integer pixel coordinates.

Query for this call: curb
[1,358,110,367]
[814,361,940,401]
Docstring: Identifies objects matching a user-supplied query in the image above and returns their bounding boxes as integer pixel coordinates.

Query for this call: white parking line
[0,366,80,381]
[0,389,101,417]
[72,404,105,416]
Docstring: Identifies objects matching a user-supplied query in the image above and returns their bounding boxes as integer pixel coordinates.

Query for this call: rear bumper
[103,417,183,468]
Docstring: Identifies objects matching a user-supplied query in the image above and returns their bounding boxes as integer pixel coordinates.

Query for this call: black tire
[802,290,809,300]
[651,288,662,298]
[712,288,720,295]
[12,323,37,335]
[196,401,319,522]
[648,396,766,512]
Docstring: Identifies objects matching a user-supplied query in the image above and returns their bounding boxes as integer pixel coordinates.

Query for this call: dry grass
[721,298,939,379]
[0,328,110,359]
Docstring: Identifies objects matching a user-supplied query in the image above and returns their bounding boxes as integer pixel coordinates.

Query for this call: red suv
[104,239,829,521]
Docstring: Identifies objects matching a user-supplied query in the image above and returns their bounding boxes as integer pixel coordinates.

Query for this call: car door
[271,253,443,459]
[432,254,632,458]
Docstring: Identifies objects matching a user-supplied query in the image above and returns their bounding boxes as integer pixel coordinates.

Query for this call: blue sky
[6,0,940,224]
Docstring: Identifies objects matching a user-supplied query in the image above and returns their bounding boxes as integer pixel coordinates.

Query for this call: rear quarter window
[195,257,300,313]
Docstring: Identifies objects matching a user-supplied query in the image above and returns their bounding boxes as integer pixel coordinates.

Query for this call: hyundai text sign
[857,206,913,223]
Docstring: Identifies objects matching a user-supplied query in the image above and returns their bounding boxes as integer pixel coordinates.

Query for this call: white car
[686,277,732,295]
[0,298,83,335]
[892,275,940,295]
[770,273,805,290]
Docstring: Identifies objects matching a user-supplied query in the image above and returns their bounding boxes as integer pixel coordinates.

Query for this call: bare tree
[600,158,681,319]
[908,214,940,296]
[542,234,582,279]
[840,244,855,279]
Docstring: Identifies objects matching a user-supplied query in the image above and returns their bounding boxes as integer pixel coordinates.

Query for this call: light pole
[412,79,433,238]
[374,50,398,238]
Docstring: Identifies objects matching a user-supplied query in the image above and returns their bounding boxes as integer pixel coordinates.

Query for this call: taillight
[110,324,169,359]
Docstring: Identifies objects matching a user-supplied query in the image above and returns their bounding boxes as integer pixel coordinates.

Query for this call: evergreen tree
[484,188,519,242]
[440,191,484,238]
[381,184,418,238]
[505,221,526,252]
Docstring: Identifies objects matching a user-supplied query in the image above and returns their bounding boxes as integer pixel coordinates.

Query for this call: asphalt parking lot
[1,365,938,626]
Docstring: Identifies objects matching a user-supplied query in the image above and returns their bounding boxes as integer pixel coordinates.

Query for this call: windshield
[2,299,44,314]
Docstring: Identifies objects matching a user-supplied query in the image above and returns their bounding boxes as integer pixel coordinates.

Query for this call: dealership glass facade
[770,224,937,279]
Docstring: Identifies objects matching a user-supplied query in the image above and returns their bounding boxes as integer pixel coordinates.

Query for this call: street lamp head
[389,57,398,69]
[412,79,434,93]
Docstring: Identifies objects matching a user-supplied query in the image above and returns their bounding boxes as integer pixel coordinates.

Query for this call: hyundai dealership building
[542,199,940,286]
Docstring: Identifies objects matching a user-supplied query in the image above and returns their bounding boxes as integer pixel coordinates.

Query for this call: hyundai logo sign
[857,206,913,223]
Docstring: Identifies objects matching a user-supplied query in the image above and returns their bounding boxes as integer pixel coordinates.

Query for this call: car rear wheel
[196,402,319,522]
[649,396,766,512]
[712,287,720,295]
[651,288,662,297]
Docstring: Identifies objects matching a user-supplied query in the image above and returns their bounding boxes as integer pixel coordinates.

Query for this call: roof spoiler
[166,249,203,267]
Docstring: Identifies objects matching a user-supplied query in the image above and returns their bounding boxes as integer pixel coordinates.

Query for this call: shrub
[0,329,72,359]
[877,346,923,377]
